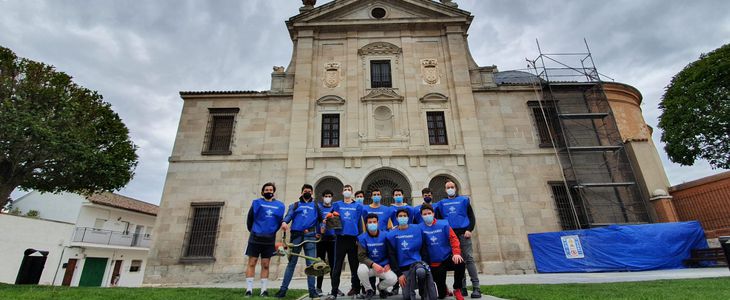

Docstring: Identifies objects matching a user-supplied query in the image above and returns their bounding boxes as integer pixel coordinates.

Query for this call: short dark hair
[371,188,380,194]
[420,203,434,214]
[261,182,276,193]
[322,190,333,197]
[355,190,365,197]
[421,188,432,194]
[343,184,353,190]
[396,207,410,217]
[366,213,379,222]
[393,188,403,196]
[301,184,314,192]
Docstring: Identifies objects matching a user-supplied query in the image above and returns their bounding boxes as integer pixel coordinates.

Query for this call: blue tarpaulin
[527,221,709,273]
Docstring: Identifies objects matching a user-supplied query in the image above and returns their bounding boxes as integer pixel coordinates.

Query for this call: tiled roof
[87,192,159,216]
[179,90,265,96]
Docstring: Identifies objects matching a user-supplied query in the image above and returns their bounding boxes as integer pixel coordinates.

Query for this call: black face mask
[263,193,274,199]
[302,192,312,200]
[424,197,432,203]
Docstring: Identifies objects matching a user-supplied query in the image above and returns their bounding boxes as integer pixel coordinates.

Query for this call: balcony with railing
[72,227,152,249]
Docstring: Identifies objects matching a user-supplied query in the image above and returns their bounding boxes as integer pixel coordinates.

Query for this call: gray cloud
[4,0,728,204]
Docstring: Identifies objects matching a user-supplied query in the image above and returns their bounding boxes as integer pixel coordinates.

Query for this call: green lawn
[0,285,307,300]
[483,277,730,300]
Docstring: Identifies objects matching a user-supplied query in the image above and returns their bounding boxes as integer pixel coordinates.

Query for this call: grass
[0,285,308,300]
[482,277,730,300]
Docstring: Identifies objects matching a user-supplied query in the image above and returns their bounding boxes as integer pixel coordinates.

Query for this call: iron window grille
[181,202,224,261]
[528,101,563,148]
[202,108,239,155]
[321,114,340,148]
[370,60,392,88]
[426,111,448,145]
[549,182,589,230]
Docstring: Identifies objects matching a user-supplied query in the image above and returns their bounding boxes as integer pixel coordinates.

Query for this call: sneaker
[454,289,465,300]
[347,289,358,296]
[460,287,468,297]
[391,285,400,296]
[378,290,388,299]
[324,295,337,300]
[470,288,482,299]
[245,290,253,297]
[261,290,270,297]
[337,290,345,297]
[365,289,375,300]
[275,289,287,298]
[316,289,324,297]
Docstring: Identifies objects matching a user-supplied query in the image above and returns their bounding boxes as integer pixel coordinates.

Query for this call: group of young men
[245,181,480,300]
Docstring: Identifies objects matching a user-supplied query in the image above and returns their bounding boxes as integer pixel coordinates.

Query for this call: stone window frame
[316,95,346,150]
[201,108,240,155]
[420,93,453,149]
[180,202,225,263]
[321,113,341,148]
[527,101,563,148]
[359,42,402,90]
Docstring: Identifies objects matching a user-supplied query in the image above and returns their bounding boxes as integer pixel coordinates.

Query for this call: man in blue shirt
[387,208,434,300]
[413,188,438,224]
[325,185,363,300]
[419,204,465,300]
[362,189,393,231]
[389,189,413,225]
[316,190,336,297]
[276,184,321,299]
[357,213,397,299]
[434,181,480,298]
[245,182,285,297]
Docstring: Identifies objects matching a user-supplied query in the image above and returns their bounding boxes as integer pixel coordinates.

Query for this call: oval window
[371,7,386,19]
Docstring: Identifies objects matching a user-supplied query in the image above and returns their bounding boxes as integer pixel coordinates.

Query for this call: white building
[1,191,158,287]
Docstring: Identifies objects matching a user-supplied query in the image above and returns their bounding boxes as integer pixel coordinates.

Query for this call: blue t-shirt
[319,204,335,236]
[435,195,471,229]
[420,220,453,263]
[362,205,393,231]
[412,202,440,224]
[390,204,415,225]
[251,198,286,235]
[284,200,319,232]
[386,225,424,268]
[358,232,389,266]
[333,200,364,236]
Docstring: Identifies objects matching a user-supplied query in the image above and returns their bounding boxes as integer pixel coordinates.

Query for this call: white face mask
[446,188,456,196]
[324,197,332,204]
[342,191,352,198]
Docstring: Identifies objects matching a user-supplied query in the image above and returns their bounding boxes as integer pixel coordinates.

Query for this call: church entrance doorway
[361,168,412,206]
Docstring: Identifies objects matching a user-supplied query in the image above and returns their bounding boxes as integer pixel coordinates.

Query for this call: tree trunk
[0,183,16,210]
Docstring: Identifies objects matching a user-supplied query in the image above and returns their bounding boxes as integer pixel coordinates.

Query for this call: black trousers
[331,235,360,294]
[316,238,335,289]
[431,256,465,299]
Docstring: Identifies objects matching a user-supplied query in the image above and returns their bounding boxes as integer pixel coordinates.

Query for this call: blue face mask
[372,196,381,203]
[367,223,378,232]
[355,197,364,204]
[422,215,434,224]
[397,216,409,226]
[394,196,404,203]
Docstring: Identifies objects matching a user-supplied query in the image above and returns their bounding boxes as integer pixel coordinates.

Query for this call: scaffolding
[527,40,651,230]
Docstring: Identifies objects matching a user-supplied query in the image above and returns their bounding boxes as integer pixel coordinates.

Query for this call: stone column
[649,189,679,222]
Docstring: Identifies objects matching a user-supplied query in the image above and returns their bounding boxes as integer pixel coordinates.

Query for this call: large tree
[659,43,730,169]
[0,46,138,208]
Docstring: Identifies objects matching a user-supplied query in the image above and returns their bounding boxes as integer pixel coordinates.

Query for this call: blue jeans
[279,231,317,296]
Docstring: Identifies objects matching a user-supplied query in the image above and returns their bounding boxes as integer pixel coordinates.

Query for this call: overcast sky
[3,0,729,205]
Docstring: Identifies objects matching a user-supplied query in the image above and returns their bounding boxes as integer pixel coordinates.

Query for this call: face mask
[263,193,274,199]
[372,196,381,203]
[367,223,378,232]
[446,188,456,197]
[323,197,332,204]
[423,197,432,203]
[343,191,352,198]
[302,192,312,200]
[422,215,434,224]
[397,216,409,226]
[394,196,404,203]
[355,197,364,204]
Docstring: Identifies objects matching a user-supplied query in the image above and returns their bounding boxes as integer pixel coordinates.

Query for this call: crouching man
[357,213,398,299]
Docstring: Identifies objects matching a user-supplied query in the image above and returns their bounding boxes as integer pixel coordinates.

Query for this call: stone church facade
[144,0,671,285]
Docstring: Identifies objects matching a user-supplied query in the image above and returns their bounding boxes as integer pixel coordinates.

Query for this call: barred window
[182,202,223,261]
[550,182,589,230]
[426,111,448,145]
[202,108,239,155]
[370,60,392,88]
[528,102,562,148]
[322,114,340,148]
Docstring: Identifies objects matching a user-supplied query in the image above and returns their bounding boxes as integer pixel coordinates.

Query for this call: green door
[78,257,108,287]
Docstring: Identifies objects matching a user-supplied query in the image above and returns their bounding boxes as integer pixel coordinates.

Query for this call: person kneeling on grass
[357,213,398,299]
[419,204,466,300]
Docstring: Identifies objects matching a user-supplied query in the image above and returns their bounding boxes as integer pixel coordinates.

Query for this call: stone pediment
[317,95,346,105]
[288,0,472,25]
[419,93,448,103]
[361,88,404,102]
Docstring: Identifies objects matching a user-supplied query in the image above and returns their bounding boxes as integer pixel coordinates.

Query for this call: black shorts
[245,235,276,259]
